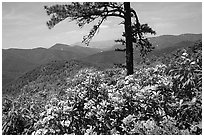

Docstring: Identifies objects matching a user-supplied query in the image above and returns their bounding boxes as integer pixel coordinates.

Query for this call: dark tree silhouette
[124,2,133,75]
[115,22,156,64]
[44,2,155,75]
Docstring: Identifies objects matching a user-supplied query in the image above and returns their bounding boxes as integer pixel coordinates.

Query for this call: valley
[2,2,202,135]
[2,33,201,88]
[2,39,202,135]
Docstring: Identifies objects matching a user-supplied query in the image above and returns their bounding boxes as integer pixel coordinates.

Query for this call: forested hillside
[2,60,100,97]
[81,40,196,68]
[2,45,101,87]
[3,34,201,87]
[2,41,202,135]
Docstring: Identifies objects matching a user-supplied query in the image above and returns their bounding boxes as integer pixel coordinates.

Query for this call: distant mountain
[2,33,201,87]
[73,34,201,51]
[50,43,101,56]
[3,48,82,68]
[148,33,202,49]
[148,40,195,57]
[2,60,99,97]
[72,40,116,51]
[2,44,101,87]
[80,50,126,68]
[109,43,126,51]
[81,35,200,68]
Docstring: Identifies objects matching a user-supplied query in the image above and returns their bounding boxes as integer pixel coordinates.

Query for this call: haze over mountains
[80,33,201,67]
[2,44,100,87]
[2,33,202,88]
[149,33,202,49]
[72,40,116,51]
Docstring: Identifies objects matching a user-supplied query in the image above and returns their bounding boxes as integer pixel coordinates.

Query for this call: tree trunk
[124,2,133,75]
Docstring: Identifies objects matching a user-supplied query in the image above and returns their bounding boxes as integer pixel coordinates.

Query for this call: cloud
[152,22,178,35]
[2,2,202,49]
[154,22,177,28]
[65,30,88,35]
[3,9,41,29]
[150,17,162,21]
[103,20,112,24]
[99,25,109,29]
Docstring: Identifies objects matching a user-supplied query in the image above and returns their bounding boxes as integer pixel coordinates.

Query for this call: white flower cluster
[33,63,174,135]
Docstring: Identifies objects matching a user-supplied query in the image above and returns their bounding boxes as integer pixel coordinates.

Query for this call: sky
[2,2,202,49]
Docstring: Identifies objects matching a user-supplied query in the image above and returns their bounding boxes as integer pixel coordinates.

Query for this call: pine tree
[44,2,155,75]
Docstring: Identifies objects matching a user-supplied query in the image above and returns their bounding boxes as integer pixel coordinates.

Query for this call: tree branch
[131,8,142,40]
[82,17,107,45]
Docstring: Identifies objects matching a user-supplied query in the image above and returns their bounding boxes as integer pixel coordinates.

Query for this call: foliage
[165,40,202,133]
[44,2,156,75]
[3,60,96,97]
[2,60,96,134]
[44,2,125,45]
[2,41,202,135]
[115,23,156,59]
[2,97,37,135]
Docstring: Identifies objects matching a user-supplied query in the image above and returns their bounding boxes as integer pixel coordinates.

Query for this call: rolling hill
[2,45,101,87]
[73,33,202,51]
[2,33,201,87]
[72,40,116,51]
[148,33,202,49]
[50,43,101,56]
[80,50,126,68]
[2,60,99,97]
[81,39,200,68]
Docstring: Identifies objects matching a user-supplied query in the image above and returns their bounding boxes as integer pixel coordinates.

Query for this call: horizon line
[2,33,202,50]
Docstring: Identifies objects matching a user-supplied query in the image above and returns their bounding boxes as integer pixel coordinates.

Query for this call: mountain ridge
[2,46,101,87]
[2,33,202,87]
[2,59,100,97]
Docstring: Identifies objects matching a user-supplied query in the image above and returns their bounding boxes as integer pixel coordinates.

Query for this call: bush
[31,65,184,135]
[165,41,202,133]
[2,41,202,135]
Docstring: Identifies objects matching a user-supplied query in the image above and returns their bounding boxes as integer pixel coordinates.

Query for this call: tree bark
[124,2,133,75]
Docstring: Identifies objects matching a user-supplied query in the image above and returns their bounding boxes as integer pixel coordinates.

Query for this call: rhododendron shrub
[2,42,202,135]
[32,64,185,135]
[164,41,202,134]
